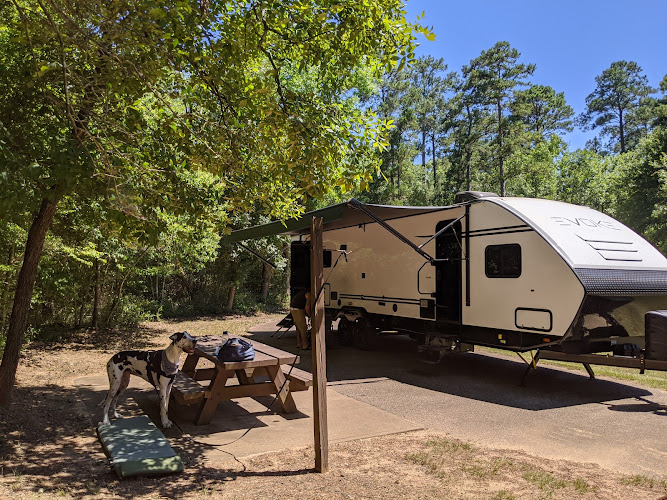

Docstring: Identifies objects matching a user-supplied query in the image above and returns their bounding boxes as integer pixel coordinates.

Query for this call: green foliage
[2,9,667,345]
[556,148,616,212]
[578,60,655,153]
[511,84,574,140]
[0,0,431,349]
[613,127,667,253]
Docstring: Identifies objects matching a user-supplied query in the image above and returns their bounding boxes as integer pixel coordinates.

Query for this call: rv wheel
[353,320,378,351]
[337,317,354,346]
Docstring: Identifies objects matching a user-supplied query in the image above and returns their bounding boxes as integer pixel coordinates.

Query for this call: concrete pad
[73,372,421,464]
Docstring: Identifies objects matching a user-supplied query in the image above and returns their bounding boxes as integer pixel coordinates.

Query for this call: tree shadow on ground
[0,383,314,498]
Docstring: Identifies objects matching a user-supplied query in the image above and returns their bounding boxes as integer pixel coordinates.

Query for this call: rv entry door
[290,241,311,298]
[435,219,462,323]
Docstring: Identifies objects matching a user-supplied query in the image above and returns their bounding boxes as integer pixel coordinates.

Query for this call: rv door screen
[435,219,462,322]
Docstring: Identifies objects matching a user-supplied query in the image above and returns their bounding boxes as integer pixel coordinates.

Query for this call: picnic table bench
[171,335,312,425]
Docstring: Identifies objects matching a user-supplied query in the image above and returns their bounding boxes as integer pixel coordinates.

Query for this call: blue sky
[404,0,667,149]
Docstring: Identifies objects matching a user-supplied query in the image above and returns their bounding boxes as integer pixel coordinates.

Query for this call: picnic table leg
[181,353,200,378]
[265,365,297,414]
[235,368,255,385]
[195,369,230,425]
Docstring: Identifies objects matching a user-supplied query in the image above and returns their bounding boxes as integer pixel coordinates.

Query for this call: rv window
[323,250,332,268]
[485,244,521,278]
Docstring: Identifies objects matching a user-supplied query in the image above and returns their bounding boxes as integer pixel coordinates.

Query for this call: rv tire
[337,317,354,346]
[354,320,378,351]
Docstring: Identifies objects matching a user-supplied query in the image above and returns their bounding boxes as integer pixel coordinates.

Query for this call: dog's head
[170,331,197,354]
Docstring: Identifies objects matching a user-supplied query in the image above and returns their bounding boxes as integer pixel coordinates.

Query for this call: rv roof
[224,198,452,243]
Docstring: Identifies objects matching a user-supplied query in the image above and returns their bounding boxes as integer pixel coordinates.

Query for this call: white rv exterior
[228,192,667,355]
[287,194,667,353]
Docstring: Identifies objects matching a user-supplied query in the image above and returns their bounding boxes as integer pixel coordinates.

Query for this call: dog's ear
[170,332,183,342]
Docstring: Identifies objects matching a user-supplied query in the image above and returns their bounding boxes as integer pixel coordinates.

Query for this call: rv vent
[454,191,499,204]
[578,236,641,262]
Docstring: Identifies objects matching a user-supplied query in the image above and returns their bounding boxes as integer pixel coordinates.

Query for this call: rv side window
[485,244,521,278]
[323,250,332,268]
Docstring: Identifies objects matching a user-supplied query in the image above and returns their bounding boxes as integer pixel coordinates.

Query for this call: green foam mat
[97,415,183,478]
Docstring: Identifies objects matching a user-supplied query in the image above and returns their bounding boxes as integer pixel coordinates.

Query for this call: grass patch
[406,437,515,481]
[621,474,667,490]
[425,437,474,454]
[522,468,567,491]
[406,437,596,496]
[572,477,594,493]
[479,347,667,391]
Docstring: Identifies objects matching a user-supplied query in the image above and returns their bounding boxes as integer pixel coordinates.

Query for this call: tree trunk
[260,261,273,302]
[0,242,16,332]
[421,129,427,187]
[104,248,147,325]
[160,275,166,307]
[226,285,236,311]
[497,99,505,197]
[0,194,61,405]
[465,104,473,191]
[431,133,437,192]
[77,300,85,328]
[389,142,395,185]
[397,161,401,192]
[91,258,100,329]
[466,146,473,191]
[619,107,626,153]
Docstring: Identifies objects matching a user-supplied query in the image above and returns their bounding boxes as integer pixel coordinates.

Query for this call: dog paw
[113,412,121,418]
[162,420,173,429]
[98,420,110,427]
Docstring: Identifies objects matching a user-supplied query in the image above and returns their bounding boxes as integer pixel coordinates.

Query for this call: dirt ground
[1,313,667,499]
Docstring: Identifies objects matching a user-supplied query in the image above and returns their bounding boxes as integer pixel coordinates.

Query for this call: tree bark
[104,249,147,325]
[0,193,61,405]
[91,258,100,329]
[465,104,473,191]
[619,107,626,153]
[260,261,273,302]
[421,129,427,187]
[431,133,437,192]
[497,98,505,197]
[0,242,16,332]
[226,285,236,311]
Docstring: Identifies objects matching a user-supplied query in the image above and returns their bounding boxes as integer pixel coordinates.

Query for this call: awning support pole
[348,199,433,261]
[418,214,465,250]
[237,243,277,269]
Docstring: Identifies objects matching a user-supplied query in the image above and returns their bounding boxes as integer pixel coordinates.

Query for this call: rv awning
[224,198,450,244]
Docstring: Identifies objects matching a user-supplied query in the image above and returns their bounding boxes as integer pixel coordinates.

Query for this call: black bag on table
[216,337,255,362]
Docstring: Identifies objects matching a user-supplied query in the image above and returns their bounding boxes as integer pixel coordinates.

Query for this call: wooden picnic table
[171,335,312,425]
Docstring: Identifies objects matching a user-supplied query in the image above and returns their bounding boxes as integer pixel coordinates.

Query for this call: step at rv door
[435,219,462,323]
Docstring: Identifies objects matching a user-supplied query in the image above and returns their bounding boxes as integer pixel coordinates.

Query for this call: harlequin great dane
[99,331,197,428]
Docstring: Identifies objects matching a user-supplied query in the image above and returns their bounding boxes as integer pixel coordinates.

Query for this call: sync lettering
[550,216,620,230]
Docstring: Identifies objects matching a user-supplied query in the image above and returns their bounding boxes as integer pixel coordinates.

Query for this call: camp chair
[273,313,294,338]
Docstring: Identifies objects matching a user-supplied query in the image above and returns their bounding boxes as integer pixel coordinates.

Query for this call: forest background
[1,1,666,400]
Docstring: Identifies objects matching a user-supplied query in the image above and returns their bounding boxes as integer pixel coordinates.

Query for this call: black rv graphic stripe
[417,226,533,240]
[464,227,533,238]
[338,294,421,305]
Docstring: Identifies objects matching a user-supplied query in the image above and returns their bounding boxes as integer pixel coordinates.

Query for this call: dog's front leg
[158,378,173,428]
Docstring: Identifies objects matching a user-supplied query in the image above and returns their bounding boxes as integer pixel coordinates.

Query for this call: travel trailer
[229,192,667,364]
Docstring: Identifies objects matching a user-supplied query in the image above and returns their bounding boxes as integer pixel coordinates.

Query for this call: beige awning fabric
[224,198,451,243]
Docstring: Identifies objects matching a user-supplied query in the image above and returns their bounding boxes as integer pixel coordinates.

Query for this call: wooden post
[310,216,328,472]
